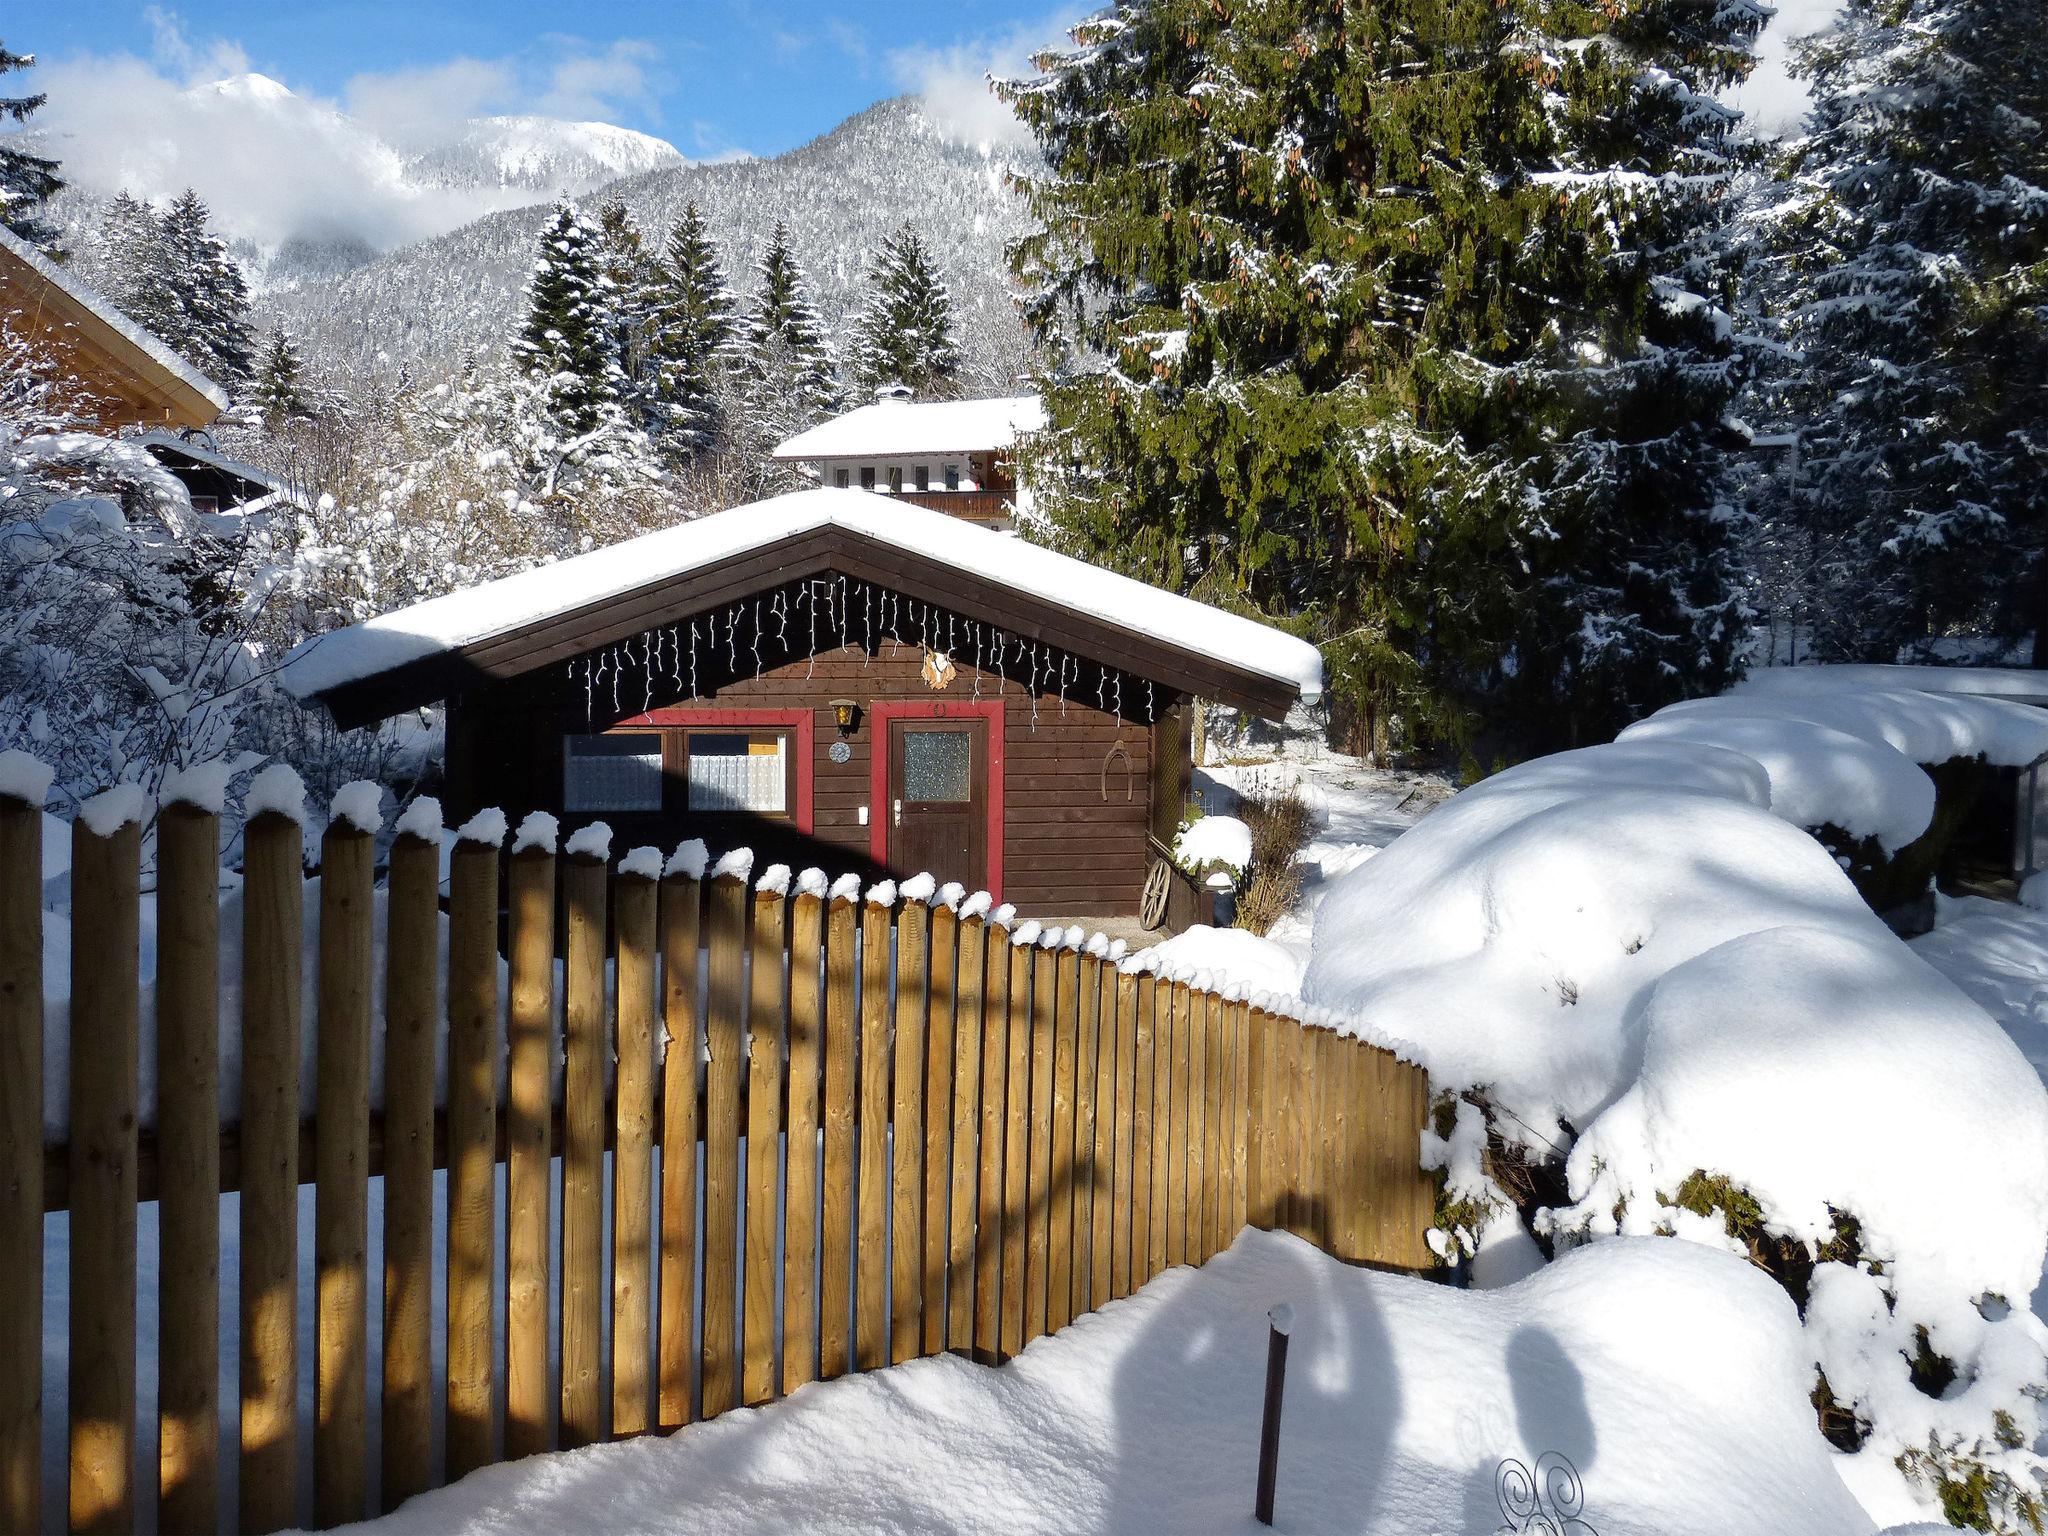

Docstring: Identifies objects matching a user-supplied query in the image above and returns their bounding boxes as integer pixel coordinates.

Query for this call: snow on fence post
[1109,964,1140,1303]
[154,792,219,1536]
[889,883,930,1367]
[742,869,788,1407]
[0,766,42,1536]
[559,831,610,1449]
[699,856,749,1415]
[854,889,893,1372]
[971,909,1012,1365]
[504,819,557,1461]
[1047,936,1081,1335]
[381,806,440,1510]
[239,784,304,1536]
[444,813,503,1480]
[818,879,861,1383]
[315,794,378,1527]
[612,849,661,1437]
[920,889,958,1358]
[782,872,827,1396]
[945,902,987,1356]
[999,925,1034,1360]
[70,797,142,1535]
[657,846,707,1430]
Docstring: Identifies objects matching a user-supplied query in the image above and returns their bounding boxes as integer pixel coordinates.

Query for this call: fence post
[1165,975,1192,1271]
[240,803,303,1534]
[613,854,660,1435]
[657,854,705,1428]
[560,844,608,1448]
[445,823,501,1479]
[1046,936,1079,1335]
[1207,991,1231,1263]
[1133,969,1162,1289]
[702,861,748,1412]
[922,897,958,1356]
[69,804,140,1534]
[998,928,1031,1360]
[1245,1006,1273,1230]
[889,891,929,1365]
[1023,934,1058,1346]
[783,878,825,1394]
[1230,998,1252,1239]
[381,816,439,1509]
[1183,979,1209,1268]
[818,888,859,1382]
[972,916,1012,1364]
[1109,966,1139,1302]
[504,833,556,1460]
[855,893,892,1372]
[1087,946,1116,1314]
[0,782,40,1535]
[742,875,787,1405]
[156,798,218,1535]
[316,808,376,1526]
[946,907,986,1354]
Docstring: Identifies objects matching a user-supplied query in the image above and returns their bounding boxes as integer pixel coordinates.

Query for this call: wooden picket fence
[0,790,1434,1535]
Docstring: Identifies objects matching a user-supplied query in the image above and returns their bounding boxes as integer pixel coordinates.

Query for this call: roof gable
[282,489,1323,727]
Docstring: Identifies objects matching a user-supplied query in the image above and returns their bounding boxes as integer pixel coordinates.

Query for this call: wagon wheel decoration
[1140,858,1173,931]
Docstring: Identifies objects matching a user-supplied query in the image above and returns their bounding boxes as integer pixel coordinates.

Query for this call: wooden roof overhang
[0,236,224,430]
[309,524,1304,729]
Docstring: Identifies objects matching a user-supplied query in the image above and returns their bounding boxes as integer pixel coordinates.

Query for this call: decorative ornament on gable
[921,649,957,691]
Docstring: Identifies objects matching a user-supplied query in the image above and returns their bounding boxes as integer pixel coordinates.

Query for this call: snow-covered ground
[341,1230,1886,1536]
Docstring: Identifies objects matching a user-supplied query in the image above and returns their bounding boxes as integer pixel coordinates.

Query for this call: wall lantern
[830,698,861,735]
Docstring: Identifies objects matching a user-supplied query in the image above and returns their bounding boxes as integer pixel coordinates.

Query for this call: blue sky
[8,1,1076,159]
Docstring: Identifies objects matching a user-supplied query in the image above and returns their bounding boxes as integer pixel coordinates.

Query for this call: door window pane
[903,730,972,803]
[888,466,904,493]
[835,467,850,488]
[915,465,930,492]
[564,733,663,812]
[944,465,960,491]
[687,730,788,814]
[860,466,876,490]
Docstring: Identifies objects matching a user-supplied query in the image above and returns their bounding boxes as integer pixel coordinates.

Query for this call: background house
[137,428,299,524]
[773,392,1045,528]
[282,487,1323,922]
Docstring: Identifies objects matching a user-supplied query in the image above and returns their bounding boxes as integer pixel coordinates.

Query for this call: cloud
[888,8,1084,148]
[345,57,518,147]
[141,5,247,83]
[537,38,664,123]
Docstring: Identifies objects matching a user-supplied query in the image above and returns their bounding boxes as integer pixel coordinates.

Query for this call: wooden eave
[311,524,1303,728]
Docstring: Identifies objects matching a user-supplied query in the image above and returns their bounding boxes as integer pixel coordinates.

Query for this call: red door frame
[614,706,816,834]
[868,698,1005,901]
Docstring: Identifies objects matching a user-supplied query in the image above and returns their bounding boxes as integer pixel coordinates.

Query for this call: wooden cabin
[282,488,1324,918]
[138,429,297,522]
[0,225,224,431]
[772,393,1044,529]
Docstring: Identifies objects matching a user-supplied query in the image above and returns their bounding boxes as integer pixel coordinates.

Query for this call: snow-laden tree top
[279,486,1326,706]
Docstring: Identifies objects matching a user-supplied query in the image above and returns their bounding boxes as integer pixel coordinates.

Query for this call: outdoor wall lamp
[830,698,861,735]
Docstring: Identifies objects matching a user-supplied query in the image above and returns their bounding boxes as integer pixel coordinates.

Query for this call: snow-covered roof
[281,487,1324,715]
[773,395,1046,461]
[136,430,283,493]
[0,225,226,427]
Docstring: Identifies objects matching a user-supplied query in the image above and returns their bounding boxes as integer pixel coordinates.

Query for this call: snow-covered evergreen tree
[110,189,256,389]
[588,197,659,427]
[738,223,841,484]
[1748,0,2048,664]
[0,41,61,250]
[252,328,312,426]
[645,202,740,456]
[999,0,1762,758]
[847,224,960,398]
[93,192,159,319]
[513,202,622,438]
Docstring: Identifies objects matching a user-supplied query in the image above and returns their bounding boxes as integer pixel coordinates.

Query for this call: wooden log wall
[0,785,1436,1533]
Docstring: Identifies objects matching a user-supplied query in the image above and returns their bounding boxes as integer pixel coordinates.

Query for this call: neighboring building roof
[772,394,1046,462]
[282,487,1325,725]
[137,430,283,497]
[0,225,226,430]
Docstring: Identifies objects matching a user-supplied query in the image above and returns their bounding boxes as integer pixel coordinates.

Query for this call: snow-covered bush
[1303,676,2048,1529]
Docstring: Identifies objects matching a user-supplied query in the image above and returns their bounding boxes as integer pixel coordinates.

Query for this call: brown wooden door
[887,717,987,889]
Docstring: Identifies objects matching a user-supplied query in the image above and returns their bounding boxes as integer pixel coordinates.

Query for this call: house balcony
[887,488,1015,526]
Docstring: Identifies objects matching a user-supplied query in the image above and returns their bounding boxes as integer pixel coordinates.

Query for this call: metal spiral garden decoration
[1495,1452,1597,1535]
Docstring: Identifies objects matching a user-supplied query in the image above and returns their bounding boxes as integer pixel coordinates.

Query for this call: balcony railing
[884,488,1015,525]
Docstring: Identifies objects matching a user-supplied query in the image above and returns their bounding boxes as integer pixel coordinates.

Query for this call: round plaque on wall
[828,739,853,764]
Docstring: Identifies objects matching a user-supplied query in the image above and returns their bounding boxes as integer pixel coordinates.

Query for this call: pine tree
[645,203,740,456]
[151,190,255,387]
[848,224,960,398]
[742,223,842,467]
[588,198,658,425]
[253,328,312,426]
[513,203,621,439]
[1750,0,2048,663]
[0,42,62,250]
[94,191,161,320]
[998,0,1763,758]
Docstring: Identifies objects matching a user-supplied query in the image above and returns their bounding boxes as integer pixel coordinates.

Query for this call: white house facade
[772,392,1045,527]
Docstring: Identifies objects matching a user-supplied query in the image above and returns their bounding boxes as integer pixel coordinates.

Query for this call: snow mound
[78,784,148,837]
[665,839,708,881]
[0,750,53,808]
[564,822,612,862]
[1150,925,1303,996]
[899,872,937,904]
[756,863,792,896]
[511,811,558,855]
[344,1232,1872,1536]
[328,780,385,836]
[393,796,442,843]
[712,849,753,882]
[1174,814,1253,874]
[796,868,830,900]
[243,764,306,826]
[453,808,506,846]
[618,846,663,882]
[828,872,863,903]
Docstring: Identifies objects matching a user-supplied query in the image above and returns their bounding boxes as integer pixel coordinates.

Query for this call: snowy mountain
[255,97,1037,393]
[41,72,687,290]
